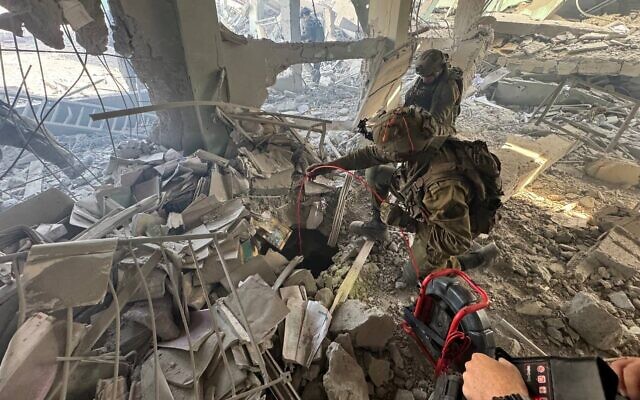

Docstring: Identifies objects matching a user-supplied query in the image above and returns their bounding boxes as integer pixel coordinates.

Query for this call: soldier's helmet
[415,49,448,78]
[301,7,312,17]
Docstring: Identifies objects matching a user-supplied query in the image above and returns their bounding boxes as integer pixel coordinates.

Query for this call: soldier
[356,49,464,242]
[405,49,463,126]
[307,106,502,284]
[300,7,325,83]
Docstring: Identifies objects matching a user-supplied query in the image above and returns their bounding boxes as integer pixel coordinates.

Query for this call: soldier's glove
[382,204,418,233]
[357,118,373,141]
[306,163,337,180]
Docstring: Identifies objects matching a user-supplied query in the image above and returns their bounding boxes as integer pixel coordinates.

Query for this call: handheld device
[402,269,621,400]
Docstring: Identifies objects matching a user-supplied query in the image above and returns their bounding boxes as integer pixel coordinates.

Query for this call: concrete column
[451,0,492,97]
[279,0,303,91]
[248,0,266,38]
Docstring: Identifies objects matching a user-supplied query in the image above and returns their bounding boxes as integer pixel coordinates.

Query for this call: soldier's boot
[455,242,499,270]
[348,208,389,242]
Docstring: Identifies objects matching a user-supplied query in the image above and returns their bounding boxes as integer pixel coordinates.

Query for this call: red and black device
[402,269,622,400]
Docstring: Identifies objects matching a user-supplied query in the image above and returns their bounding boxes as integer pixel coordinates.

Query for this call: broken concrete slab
[22,239,118,314]
[591,226,640,279]
[0,188,74,231]
[493,78,609,107]
[496,134,575,200]
[323,342,368,400]
[609,292,635,310]
[329,300,394,350]
[395,389,415,400]
[591,206,640,237]
[481,12,610,37]
[140,354,175,400]
[567,291,624,350]
[515,300,554,317]
[585,158,640,187]
[315,288,335,310]
[284,269,318,297]
[334,332,356,359]
[368,357,392,387]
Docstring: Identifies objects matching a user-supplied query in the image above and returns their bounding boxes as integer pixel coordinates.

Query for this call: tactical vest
[370,106,453,162]
[401,139,503,235]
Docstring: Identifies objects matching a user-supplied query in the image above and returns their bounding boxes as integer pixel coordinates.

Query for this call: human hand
[611,357,640,400]
[306,163,335,180]
[462,353,529,400]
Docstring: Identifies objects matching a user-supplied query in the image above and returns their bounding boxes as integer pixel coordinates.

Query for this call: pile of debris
[0,101,422,400]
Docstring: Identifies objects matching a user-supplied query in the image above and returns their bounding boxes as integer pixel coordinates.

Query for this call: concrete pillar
[248,0,266,38]
[451,0,492,97]
[453,0,484,41]
[279,0,303,91]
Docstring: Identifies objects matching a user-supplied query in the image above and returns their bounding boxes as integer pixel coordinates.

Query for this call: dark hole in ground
[281,228,337,277]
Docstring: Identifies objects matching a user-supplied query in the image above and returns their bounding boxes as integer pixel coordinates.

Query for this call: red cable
[299,166,421,279]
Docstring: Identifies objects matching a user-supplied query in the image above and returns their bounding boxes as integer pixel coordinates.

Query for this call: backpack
[449,139,503,234]
[370,106,454,162]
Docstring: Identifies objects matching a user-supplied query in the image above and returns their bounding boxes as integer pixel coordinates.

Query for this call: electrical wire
[63,25,118,156]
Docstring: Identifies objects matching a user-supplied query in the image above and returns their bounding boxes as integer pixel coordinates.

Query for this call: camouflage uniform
[301,8,324,83]
[319,143,474,273]
[403,66,462,126]
[363,50,463,233]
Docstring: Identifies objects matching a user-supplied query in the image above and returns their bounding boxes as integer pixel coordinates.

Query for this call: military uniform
[301,9,324,83]
[314,142,474,273]
[404,66,463,126]
[363,51,463,231]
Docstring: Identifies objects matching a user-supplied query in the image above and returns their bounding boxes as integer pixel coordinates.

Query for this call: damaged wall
[107,0,395,154]
[0,0,107,53]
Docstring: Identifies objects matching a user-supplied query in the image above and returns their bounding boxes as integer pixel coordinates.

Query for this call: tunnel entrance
[281,229,338,277]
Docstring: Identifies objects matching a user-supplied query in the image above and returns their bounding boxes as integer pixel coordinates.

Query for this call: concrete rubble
[0,101,413,399]
[1,0,640,398]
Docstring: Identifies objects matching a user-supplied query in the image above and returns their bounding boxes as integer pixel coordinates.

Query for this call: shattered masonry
[0,1,640,400]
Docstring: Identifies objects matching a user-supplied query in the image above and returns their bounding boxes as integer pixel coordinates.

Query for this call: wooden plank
[330,240,374,313]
